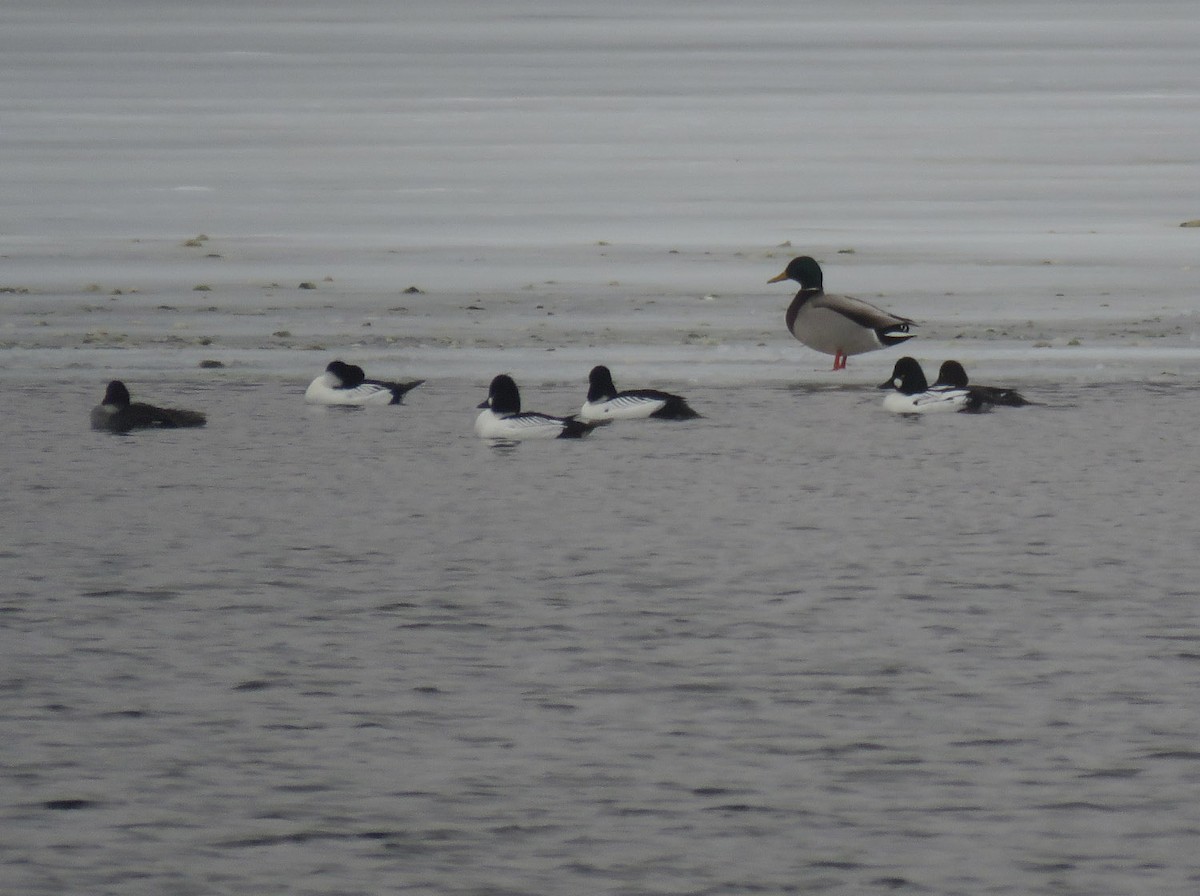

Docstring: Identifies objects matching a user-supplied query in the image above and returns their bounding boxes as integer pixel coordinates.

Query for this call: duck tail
[877,324,916,348]
[387,379,426,404]
[650,397,701,420]
[557,416,597,439]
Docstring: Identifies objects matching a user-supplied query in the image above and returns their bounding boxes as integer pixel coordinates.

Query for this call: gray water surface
[6,0,1200,890]
[3,378,1199,895]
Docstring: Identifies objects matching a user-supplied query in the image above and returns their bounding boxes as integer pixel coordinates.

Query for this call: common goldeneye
[304,360,423,406]
[90,381,206,432]
[476,375,596,440]
[878,357,987,414]
[579,365,700,421]
[933,360,1030,407]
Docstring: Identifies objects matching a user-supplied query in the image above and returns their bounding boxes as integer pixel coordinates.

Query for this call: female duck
[579,365,700,421]
[933,360,1030,407]
[476,375,595,440]
[91,381,206,432]
[768,256,914,370]
[878,357,986,414]
[305,360,424,406]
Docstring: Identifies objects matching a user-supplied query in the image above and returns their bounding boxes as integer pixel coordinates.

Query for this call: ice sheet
[1,0,1198,384]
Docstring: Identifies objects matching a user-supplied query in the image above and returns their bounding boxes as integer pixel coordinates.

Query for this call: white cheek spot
[893,377,902,388]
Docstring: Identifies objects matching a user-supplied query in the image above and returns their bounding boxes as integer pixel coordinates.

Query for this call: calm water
[2,375,1199,895]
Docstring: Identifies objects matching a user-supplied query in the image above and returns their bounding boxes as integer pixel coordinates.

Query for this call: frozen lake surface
[2,0,1200,893]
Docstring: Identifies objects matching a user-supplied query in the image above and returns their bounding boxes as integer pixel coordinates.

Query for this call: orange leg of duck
[832,350,847,370]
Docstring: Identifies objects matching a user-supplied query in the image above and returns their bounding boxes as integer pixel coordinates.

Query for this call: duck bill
[767,270,790,283]
[877,377,896,390]
[477,399,491,409]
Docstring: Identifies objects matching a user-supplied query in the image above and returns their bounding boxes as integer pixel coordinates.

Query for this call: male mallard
[768,256,914,370]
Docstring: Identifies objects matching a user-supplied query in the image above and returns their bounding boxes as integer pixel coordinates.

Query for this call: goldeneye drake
[768,255,915,370]
[579,365,700,421]
[475,374,596,440]
[90,381,206,432]
[878,357,987,414]
[933,360,1031,407]
[304,360,424,406]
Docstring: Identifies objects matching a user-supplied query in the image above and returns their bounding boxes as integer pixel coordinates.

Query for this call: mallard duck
[768,256,914,370]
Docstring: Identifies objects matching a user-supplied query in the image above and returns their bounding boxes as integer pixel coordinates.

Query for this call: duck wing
[972,385,1030,407]
[623,389,700,420]
[813,293,914,330]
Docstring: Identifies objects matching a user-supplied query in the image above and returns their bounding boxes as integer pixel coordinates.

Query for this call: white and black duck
[933,360,1030,407]
[476,374,596,440]
[579,365,700,421]
[305,360,424,406]
[878,357,988,414]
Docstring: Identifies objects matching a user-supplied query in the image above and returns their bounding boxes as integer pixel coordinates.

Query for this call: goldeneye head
[101,380,132,409]
[479,374,522,415]
[934,360,970,389]
[325,360,366,388]
[879,357,929,395]
[586,365,618,403]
